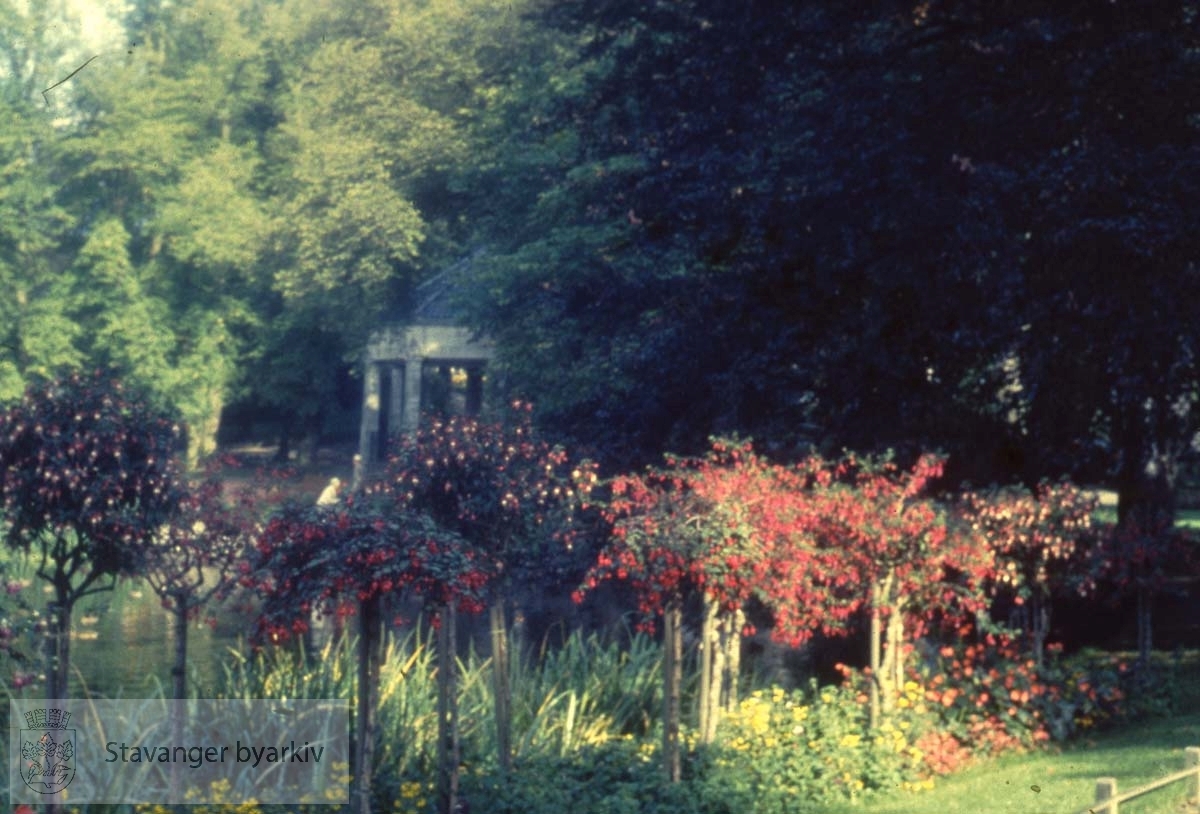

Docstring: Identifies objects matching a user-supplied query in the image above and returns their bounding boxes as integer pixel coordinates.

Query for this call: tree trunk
[304,413,324,467]
[276,419,293,463]
[1136,583,1153,669]
[1030,592,1050,670]
[436,606,460,814]
[46,592,70,703]
[868,578,885,730]
[169,603,188,800]
[45,589,70,814]
[882,593,906,709]
[489,601,512,773]
[171,599,189,700]
[662,596,683,784]
[724,607,744,715]
[354,595,382,814]
[186,385,224,470]
[697,596,719,744]
[1116,445,1177,529]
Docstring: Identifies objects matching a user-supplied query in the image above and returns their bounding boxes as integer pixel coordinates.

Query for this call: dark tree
[0,372,181,699]
[144,464,260,700]
[248,495,486,814]
[378,403,596,774]
[459,0,1200,505]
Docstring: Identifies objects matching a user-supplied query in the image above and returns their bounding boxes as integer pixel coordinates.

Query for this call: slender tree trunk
[662,596,683,784]
[489,600,512,773]
[46,591,70,702]
[1136,583,1153,669]
[1116,444,1177,529]
[710,609,727,736]
[436,606,460,814]
[171,599,189,700]
[354,595,382,814]
[882,593,906,708]
[187,385,224,471]
[697,596,719,744]
[276,416,294,462]
[868,578,885,730]
[1030,592,1050,670]
[724,607,744,714]
[45,586,70,814]
[169,602,189,800]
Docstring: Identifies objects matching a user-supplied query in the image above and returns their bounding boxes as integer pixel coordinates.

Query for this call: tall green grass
[215,624,665,790]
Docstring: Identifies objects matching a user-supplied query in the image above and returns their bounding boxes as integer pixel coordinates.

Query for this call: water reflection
[69,580,254,698]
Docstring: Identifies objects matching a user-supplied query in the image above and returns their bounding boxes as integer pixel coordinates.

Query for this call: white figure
[316,476,342,506]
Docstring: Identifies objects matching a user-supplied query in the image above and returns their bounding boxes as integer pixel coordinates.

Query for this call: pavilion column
[359,363,381,462]
[402,358,424,432]
[386,363,405,450]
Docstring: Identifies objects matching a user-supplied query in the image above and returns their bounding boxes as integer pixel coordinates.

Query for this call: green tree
[54,0,274,464]
[240,0,512,456]
[0,0,78,400]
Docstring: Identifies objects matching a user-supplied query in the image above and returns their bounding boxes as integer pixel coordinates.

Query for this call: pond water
[43,579,253,699]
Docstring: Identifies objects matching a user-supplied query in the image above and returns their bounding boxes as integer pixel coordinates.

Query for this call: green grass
[817,652,1200,814]
[1093,506,1200,529]
[810,713,1200,814]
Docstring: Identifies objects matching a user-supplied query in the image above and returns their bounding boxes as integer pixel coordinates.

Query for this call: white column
[387,363,405,442]
[402,358,424,432]
[359,363,381,461]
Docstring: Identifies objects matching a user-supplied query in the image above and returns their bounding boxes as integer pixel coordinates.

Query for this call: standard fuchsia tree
[775,453,993,727]
[959,480,1097,668]
[1097,515,1195,668]
[579,439,813,775]
[583,442,998,743]
[0,371,182,700]
[144,461,267,700]
[377,402,595,780]
[248,494,486,814]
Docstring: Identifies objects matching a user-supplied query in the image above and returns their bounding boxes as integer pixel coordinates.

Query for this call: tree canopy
[0,0,1193,511]
[455,0,1200,497]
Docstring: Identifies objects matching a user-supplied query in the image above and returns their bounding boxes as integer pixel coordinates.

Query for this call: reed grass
[214,623,667,788]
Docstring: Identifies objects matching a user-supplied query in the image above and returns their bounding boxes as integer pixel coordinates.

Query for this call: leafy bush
[702,682,928,809]
[462,738,723,814]
[907,635,1157,748]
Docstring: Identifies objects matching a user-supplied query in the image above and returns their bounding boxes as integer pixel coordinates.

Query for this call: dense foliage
[0,371,181,697]
[1,0,1193,512]
[378,402,596,594]
[1,2,1197,806]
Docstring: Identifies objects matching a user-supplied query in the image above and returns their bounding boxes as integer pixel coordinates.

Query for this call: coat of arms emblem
[19,707,75,794]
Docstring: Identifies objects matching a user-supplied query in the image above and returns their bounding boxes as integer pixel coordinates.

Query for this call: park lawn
[812,712,1200,814]
[1092,505,1200,529]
